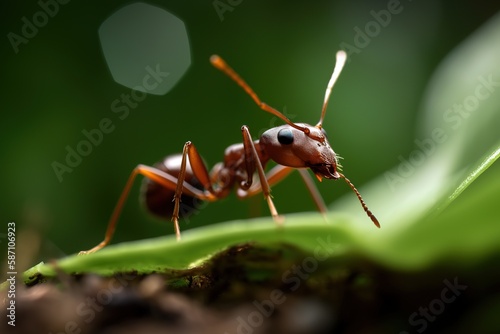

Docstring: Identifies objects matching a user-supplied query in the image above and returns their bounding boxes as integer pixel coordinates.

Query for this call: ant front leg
[240,125,283,224]
[240,165,328,217]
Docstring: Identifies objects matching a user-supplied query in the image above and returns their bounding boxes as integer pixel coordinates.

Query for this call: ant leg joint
[240,180,251,190]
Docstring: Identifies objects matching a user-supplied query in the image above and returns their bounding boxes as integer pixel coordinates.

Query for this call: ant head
[260,124,340,181]
[260,50,347,182]
[211,50,347,181]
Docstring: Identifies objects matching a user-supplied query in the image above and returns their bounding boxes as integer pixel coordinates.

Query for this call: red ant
[79,50,379,255]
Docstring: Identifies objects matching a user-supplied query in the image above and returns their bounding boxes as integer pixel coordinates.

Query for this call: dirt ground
[1,243,497,334]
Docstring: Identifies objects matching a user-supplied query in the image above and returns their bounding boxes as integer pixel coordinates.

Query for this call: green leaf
[434,142,500,214]
[331,11,500,231]
[18,157,498,283]
[23,214,356,279]
[12,12,500,288]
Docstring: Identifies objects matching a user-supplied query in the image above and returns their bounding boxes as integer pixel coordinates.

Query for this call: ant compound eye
[277,128,294,145]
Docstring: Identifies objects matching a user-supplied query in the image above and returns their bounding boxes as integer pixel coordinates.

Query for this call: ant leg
[238,165,328,216]
[297,169,328,216]
[79,165,214,255]
[240,125,283,223]
[172,141,217,238]
[236,165,294,198]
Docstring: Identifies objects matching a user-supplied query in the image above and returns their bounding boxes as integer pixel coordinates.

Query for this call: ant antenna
[338,172,380,228]
[316,50,347,129]
[211,55,310,134]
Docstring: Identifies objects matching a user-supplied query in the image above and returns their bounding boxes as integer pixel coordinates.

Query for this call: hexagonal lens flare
[99,2,191,95]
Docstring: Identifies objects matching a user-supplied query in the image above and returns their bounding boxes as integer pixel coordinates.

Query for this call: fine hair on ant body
[79,50,379,255]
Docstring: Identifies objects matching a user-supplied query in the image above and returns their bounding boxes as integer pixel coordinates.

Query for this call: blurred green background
[1,0,498,258]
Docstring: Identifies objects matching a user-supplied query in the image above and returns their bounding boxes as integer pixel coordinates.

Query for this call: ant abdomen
[141,154,205,220]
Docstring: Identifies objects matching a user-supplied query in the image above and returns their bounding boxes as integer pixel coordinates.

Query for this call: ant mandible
[79,50,379,255]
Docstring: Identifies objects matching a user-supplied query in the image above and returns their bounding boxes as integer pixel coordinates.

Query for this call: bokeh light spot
[99,2,191,95]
